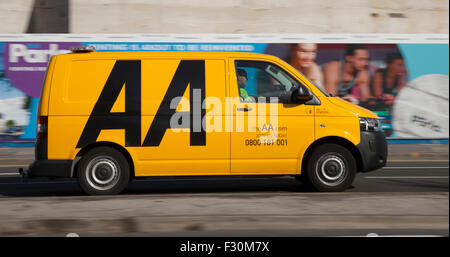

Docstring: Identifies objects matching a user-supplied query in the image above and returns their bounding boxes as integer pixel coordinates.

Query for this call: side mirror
[291,86,313,103]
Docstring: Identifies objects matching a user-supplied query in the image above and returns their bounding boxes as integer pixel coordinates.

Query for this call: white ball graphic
[392,74,449,138]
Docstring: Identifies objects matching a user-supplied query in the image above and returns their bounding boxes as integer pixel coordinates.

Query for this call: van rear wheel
[77,147,130,195]
[305,144,356,192]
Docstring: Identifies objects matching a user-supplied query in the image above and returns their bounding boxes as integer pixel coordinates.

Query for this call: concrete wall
[0,0,34,33]
[26,0,69,33]
[0,0,448,33]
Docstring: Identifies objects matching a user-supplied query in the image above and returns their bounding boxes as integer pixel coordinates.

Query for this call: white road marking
[339,233,443,237]
[365,176,449,179]
[383,167,448,169]
[0,173,20,176]
[0,160,448,168]
[388,160,448,162]
[0,181,76,185]
[373,235,441,237]
[0,176,276,184]
[0,164,28,167]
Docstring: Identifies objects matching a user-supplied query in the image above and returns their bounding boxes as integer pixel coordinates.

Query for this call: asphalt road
[0,151,448,237]
[0,161,448,196]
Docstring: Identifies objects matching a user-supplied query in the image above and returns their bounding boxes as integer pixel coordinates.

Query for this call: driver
[237,69,254,102]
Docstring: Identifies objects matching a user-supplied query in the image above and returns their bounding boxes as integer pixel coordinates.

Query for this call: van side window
[235,60,302,103]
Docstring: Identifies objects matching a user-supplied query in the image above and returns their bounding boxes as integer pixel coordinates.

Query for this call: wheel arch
[301,136,363,174]
[72,142,135,179]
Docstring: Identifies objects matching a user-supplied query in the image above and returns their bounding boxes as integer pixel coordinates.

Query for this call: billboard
[0,35,448,141]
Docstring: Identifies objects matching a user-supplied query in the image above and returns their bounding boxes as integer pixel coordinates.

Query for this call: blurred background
[0,0,448,237]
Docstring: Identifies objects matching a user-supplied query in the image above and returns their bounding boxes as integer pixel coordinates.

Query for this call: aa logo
[76,60,206,148]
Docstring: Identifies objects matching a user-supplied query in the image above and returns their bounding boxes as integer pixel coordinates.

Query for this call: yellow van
[21,48,387,195]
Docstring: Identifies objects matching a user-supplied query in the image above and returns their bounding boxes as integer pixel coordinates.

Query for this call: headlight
[359,117,381,132]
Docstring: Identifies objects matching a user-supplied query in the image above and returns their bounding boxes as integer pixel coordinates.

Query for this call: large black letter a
[76,60,141,148]
[142,60,205,146]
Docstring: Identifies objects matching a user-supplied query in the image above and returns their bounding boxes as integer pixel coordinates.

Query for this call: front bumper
[356,131,388,172]
[22,160,73,178]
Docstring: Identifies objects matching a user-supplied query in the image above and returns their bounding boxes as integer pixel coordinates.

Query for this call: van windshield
[283,62,330,97]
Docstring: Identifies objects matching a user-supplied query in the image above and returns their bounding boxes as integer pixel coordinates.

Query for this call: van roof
[60,51,279,60]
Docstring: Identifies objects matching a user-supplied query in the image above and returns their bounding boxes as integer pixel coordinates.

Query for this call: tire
[304,144,356,192]
[77,147,130,195]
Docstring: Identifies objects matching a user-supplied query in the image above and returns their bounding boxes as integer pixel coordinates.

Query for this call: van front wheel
[77,147,130,195]
[305,144,356,192]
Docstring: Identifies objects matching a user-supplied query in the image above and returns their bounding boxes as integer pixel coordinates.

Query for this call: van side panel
[38,56,57,116]
[135,59,230,176]
[50,59,117,116]
[48,58,118,159]
[228,57,315,175]
[314,96,361,146]
[314,116,361,145]
[47,56,231,176]
[48,116,88,159]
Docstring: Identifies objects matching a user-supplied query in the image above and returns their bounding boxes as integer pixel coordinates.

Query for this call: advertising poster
[1,42,80,142]
[0,36,448,143]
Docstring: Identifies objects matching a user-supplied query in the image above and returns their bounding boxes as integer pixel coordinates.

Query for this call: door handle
[237,107,252,112]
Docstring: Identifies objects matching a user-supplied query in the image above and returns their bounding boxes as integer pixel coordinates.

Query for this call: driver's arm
[323,61,340,96]
[358,70,371,102]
